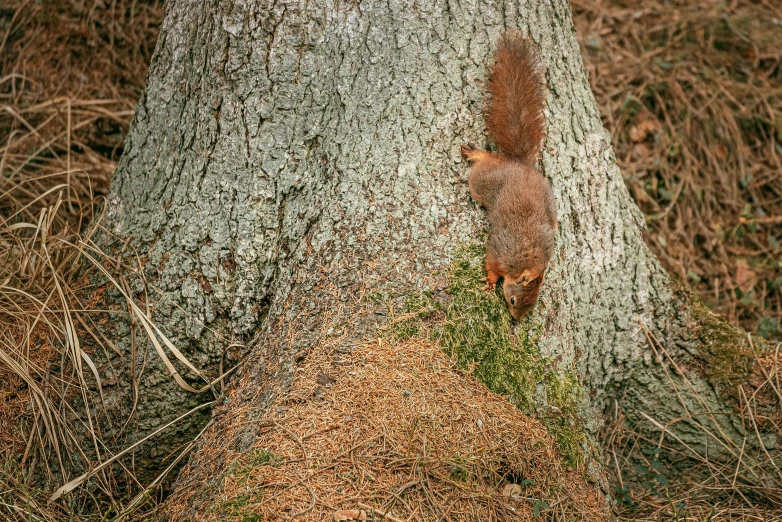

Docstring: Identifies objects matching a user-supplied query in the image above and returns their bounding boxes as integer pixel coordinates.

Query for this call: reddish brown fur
[485,35,546,166]
[460,34,557,319]
[484,250,501,289]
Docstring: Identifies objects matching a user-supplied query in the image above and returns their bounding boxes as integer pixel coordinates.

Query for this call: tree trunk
[60,0,777,511]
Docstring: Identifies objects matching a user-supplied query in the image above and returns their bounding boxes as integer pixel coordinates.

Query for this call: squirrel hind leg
[462,146,506,208]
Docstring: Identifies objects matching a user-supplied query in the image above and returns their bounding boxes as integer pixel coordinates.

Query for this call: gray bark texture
[67,0,775,505]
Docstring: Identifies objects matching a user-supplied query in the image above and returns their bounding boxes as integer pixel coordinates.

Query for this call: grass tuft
[0,1,212,520]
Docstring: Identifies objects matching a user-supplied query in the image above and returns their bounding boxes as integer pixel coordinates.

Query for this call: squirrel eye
[510,297,516,305]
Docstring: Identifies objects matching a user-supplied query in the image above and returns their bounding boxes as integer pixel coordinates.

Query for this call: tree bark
[60,0,776,507]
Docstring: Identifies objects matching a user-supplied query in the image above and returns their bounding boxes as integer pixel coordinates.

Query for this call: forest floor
[1,0,781,520]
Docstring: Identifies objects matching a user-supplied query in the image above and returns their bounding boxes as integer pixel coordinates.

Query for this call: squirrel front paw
[460,143,476,158]
[461,143,488,163]
[480,277,496,292]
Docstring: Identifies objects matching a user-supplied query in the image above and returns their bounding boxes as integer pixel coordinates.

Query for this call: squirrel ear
[519,268,543,286]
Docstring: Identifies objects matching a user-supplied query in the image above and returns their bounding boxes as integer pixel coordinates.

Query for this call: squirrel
[461,33,557,319]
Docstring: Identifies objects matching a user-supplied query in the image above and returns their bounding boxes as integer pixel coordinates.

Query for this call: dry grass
[599,318,782,521]
[1,0,161,221]
[164,339,608,522]
[0,0,165,519]
[573,0,782,341]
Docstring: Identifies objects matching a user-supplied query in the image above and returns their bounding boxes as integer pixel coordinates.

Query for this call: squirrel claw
[480,277,496,292]
[461,143,490,164]
[460,143,477,159]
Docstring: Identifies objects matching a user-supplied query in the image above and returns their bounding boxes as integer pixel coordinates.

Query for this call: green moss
[450,460,470,482]
[387,289,441,341]
[225,447,281,483]
[431,244,545,412]
[215,447,279,518]
[690,301,758,397]
[542,371,588,469]
[389,243,588,468]
[218,494,263,521]
[222,495,251,510]
[248,448,279,467]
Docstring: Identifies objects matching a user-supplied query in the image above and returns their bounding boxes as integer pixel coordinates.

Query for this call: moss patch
[388,243,588,468]
[224,447,281,481]
[690,301,759,398]
[687,301,781,430]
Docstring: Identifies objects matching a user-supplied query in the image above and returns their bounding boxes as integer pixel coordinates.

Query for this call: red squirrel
[461,34,557,319]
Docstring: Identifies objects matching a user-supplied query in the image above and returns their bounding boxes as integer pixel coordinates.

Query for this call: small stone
[585,33,602,50]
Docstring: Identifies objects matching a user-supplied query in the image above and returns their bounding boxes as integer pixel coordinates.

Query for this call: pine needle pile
[164,339,607,522]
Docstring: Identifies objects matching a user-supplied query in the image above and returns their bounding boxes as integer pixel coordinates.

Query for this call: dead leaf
[735,259,756,293]
[629,120,657,142]
[502,483,523,499]
[317,373,335,386]
[633,144,651,158]
[585,33,602,50]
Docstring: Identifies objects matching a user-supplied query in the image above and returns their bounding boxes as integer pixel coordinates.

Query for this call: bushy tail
[485,34,546,166]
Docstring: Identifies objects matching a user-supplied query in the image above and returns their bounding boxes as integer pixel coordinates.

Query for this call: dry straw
[0,1,186,520]
[597,318,782,521]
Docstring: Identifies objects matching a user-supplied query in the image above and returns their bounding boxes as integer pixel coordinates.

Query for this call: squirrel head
[503,270,545,319]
